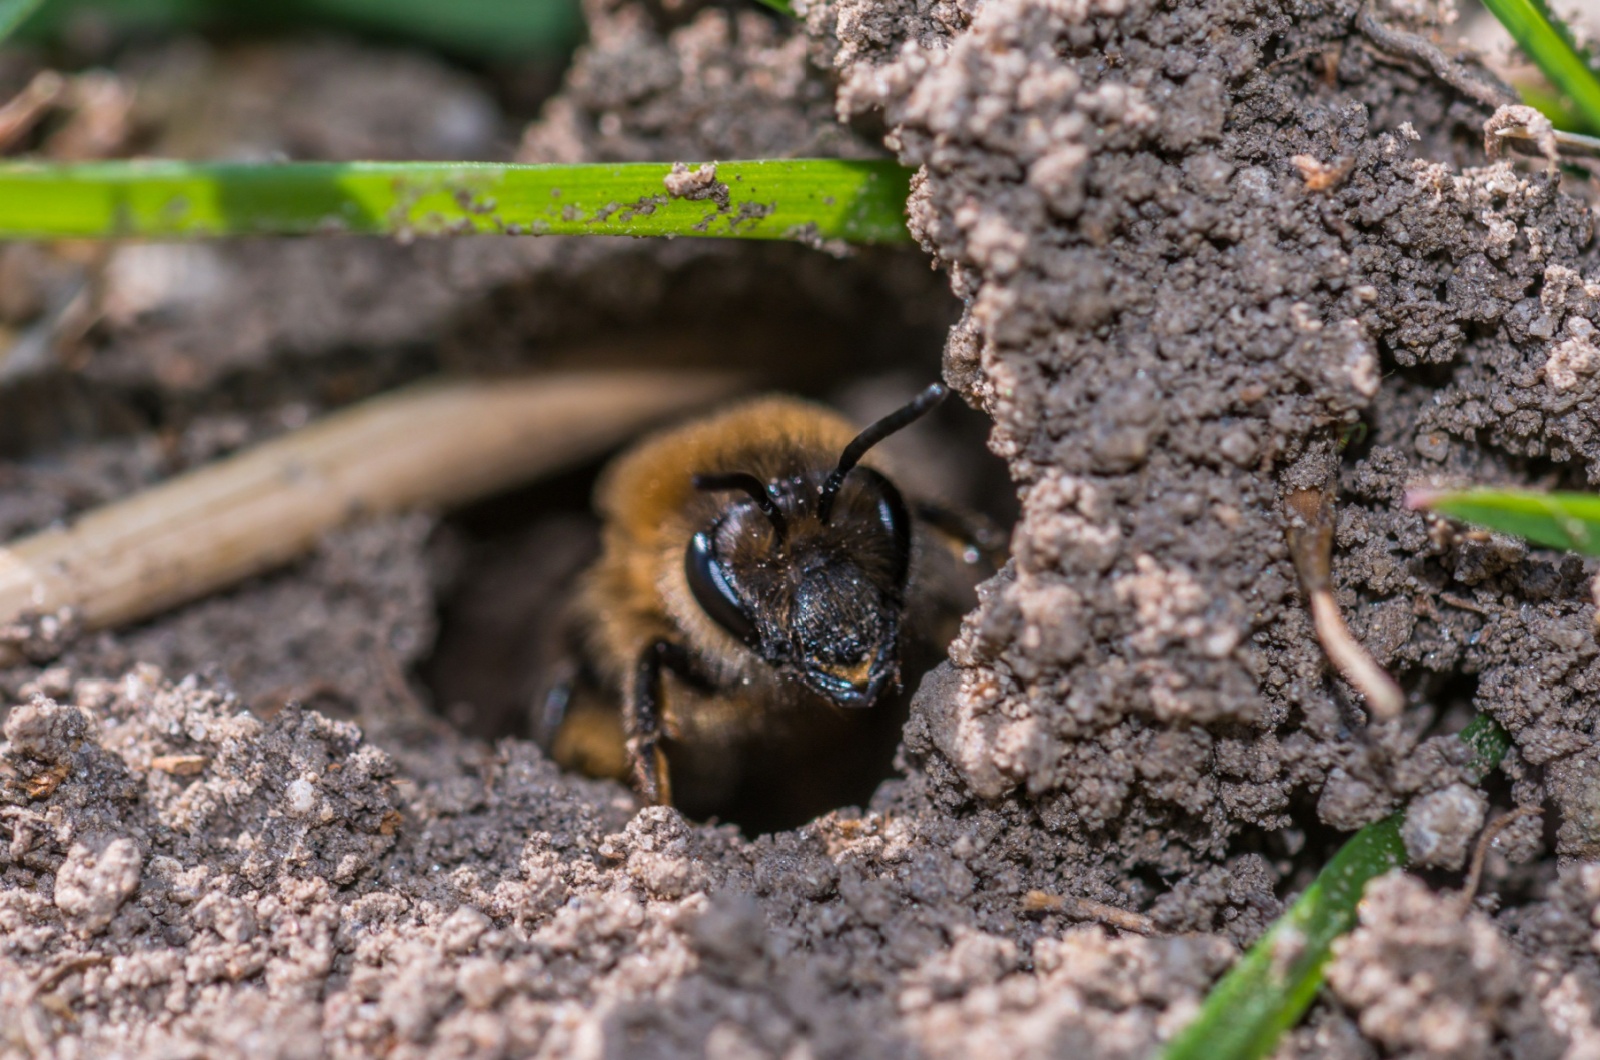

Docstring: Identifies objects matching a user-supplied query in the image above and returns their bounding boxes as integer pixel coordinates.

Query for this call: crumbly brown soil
[3,0,1600,1057]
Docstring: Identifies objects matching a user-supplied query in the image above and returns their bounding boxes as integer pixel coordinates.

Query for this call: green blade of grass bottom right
[1161,817,1404,1059]
[1161,715,1510,1060]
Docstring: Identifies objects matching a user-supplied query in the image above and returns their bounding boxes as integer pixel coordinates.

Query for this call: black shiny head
[683,385,945,709]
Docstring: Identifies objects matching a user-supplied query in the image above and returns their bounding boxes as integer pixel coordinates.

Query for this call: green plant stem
[1161,714,1510,1060]
[0,158,914,244]
[1481,0,1600,134]
[0,0,48,42]
[1407,487,1600,556]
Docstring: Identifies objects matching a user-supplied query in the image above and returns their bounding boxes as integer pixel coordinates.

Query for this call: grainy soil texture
[3,0,1600,1057]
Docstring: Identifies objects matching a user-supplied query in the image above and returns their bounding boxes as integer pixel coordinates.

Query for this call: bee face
[546,381,1000,825]
[685,467,911,709]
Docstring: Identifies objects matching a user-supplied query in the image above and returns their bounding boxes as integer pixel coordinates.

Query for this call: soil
[3,0,1600,1057]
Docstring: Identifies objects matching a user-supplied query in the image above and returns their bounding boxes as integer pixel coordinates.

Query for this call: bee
[537,383,999,829]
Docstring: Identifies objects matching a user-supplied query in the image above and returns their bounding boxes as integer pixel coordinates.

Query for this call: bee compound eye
[855,468,913,589]
[685,531,761,649]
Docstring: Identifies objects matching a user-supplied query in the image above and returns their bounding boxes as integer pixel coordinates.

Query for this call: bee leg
[627,640,703,806]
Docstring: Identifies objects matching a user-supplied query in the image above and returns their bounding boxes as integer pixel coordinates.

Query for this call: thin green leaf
[1407,487,1600,556]
[0,158,913,244]
[0,0,49,43]
[1161,818,1406,1060]
[1160,715,1509,1060]
[1481,0,1600,135]
[751,0,795,14]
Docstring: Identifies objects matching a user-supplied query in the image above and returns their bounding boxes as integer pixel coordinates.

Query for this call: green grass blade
[1161,714,1509,1060]
[1407,487,1600,556]
[751,0,795,14]
[0,0,49,42]
[1481,0,1600,134]
[0,159,913,244]
[1161,818,1407,1060]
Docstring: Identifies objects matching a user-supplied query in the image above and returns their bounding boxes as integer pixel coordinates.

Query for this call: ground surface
[2,0,1600,1057]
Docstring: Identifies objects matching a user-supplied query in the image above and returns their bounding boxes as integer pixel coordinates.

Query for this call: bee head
[683,384,945,709]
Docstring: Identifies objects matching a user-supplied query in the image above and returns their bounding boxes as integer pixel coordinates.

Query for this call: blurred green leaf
[0,0,49,43]
[1516,81,1591,133]
[1481,0,1600,134]
[0,158,913,243]
[1407,487,1600,556]
[282,0,582,58]
[751,0,795,14]
[8,0,583,58]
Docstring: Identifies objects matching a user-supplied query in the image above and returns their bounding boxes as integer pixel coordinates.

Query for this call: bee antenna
[693,472,788,539]
[818,382,948,524]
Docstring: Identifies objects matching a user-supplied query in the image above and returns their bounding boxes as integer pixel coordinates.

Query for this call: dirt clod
[1402,782,1487,870]
[53,834,141,936]
[1325,872,1569,1059]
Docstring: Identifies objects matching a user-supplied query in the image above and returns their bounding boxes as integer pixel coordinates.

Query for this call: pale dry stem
[1285,486,1406,721]
[0,369,740,665]
[1455,806,1542,916]
[1307,591,1406,721]
[1022,890,1158,935]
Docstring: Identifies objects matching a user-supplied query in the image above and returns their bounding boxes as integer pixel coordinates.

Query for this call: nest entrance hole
[417,254,1011,834]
